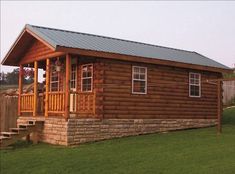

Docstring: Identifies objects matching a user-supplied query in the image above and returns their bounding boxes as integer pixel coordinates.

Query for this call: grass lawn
[1,108,235,174]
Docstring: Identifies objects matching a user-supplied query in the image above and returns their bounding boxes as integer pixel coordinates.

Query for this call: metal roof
[26,24,230,70]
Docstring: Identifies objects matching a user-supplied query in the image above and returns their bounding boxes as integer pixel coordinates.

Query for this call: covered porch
[18,54,96,120]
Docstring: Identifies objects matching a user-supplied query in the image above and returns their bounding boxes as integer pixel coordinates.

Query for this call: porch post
[33,61,38,116]
[45,58,50,117]
[18,65,23,116]
[217,80,222,134]
[65,54,71,120]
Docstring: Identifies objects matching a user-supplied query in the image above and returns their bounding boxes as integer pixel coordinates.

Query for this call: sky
[1,1,235,74]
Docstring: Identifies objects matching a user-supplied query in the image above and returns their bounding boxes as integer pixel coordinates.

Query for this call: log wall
[20,39,54,64]
[101,59,221,119]
[72,57,104,118]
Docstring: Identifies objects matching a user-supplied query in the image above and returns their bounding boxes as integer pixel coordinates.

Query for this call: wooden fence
[223,80,235,105]
[0,95,18,132]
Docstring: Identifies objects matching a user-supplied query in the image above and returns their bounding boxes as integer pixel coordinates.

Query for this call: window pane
[190,85,200,96]
[134,67,139,73]
[82,78,92,91]
[133,80,146,93]
[195,74,199,79]
[134,74,139,79]
[190,79,195,84]
[140,68,146,73]
[140,74,145,80]
[190,73,195,79]
[194,79,199,85]
[51,82,58,91]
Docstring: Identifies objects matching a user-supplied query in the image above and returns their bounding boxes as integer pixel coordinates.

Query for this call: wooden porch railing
[19,91,95,116]
[48,91,65,114]
[20,93,34,112]
[70,91,96,114]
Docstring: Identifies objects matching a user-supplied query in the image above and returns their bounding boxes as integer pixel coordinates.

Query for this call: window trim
[189,72,201,98]
[132,66,147,94]
[50,70,60,92]
[81,63,93,92]
[70,58,77,91]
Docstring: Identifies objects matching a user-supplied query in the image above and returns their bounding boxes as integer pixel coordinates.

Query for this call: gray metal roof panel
[26,24,230,70]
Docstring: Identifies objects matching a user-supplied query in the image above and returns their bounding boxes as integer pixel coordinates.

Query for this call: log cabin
[1,24,232,146]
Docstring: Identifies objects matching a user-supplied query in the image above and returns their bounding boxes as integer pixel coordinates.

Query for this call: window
[189,72,201,97]
[70,60,77,90]
[132,66,147,94]
[81,64,93,92]
[50,71,60,91]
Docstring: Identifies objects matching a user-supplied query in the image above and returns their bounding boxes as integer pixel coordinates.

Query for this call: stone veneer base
[17,117,217,146]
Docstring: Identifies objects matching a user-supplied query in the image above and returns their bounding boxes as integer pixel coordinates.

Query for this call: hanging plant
[55,57,63,72]
[23,68,34,78]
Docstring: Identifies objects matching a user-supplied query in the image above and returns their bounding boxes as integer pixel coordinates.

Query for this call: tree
[0,72,7,85]
[0,68,34,85]
[5,68,19,85]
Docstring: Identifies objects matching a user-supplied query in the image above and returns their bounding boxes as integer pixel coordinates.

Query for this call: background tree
[0,68,34,86]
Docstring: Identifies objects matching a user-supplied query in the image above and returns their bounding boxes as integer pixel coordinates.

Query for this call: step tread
[0,136,10,140]
[1,132,19,135]
[19,124,35,127]
[10,128,28,131]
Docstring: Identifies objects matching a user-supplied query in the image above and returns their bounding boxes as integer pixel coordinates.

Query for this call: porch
[18,54,96,119]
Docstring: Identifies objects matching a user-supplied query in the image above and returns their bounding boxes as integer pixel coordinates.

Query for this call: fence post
[217,80,222,134]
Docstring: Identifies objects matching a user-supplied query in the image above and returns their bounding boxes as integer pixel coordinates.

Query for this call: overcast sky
[1,1,235,73]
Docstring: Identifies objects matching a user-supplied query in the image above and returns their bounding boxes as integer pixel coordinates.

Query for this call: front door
[70,58,77,112]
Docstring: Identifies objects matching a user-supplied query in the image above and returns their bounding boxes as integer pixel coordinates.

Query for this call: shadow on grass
[10,140,33,149]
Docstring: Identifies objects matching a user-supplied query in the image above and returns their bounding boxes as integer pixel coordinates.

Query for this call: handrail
[48,91,65,94]
[21,93,34,96]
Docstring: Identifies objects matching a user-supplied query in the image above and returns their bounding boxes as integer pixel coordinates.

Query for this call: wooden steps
[0,120,44,148]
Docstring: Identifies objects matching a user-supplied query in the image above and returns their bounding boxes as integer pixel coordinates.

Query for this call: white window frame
[132,66,147,94]
[81,64,93,92]
[189,72,201,98]
[50,71,60,92]
[70,58,77,91]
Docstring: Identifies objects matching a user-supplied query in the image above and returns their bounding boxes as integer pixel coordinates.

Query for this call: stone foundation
[17,117,68,145]
[17,117,217,146]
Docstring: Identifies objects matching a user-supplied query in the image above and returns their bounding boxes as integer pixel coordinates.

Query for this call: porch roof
[1,24,231,73]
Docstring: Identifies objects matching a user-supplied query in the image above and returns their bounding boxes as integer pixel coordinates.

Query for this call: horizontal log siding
[102,59,220,119]
[20,39,54,64]
[75,58,104,118]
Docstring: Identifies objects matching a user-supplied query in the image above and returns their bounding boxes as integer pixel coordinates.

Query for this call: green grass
[1,109,235,174]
